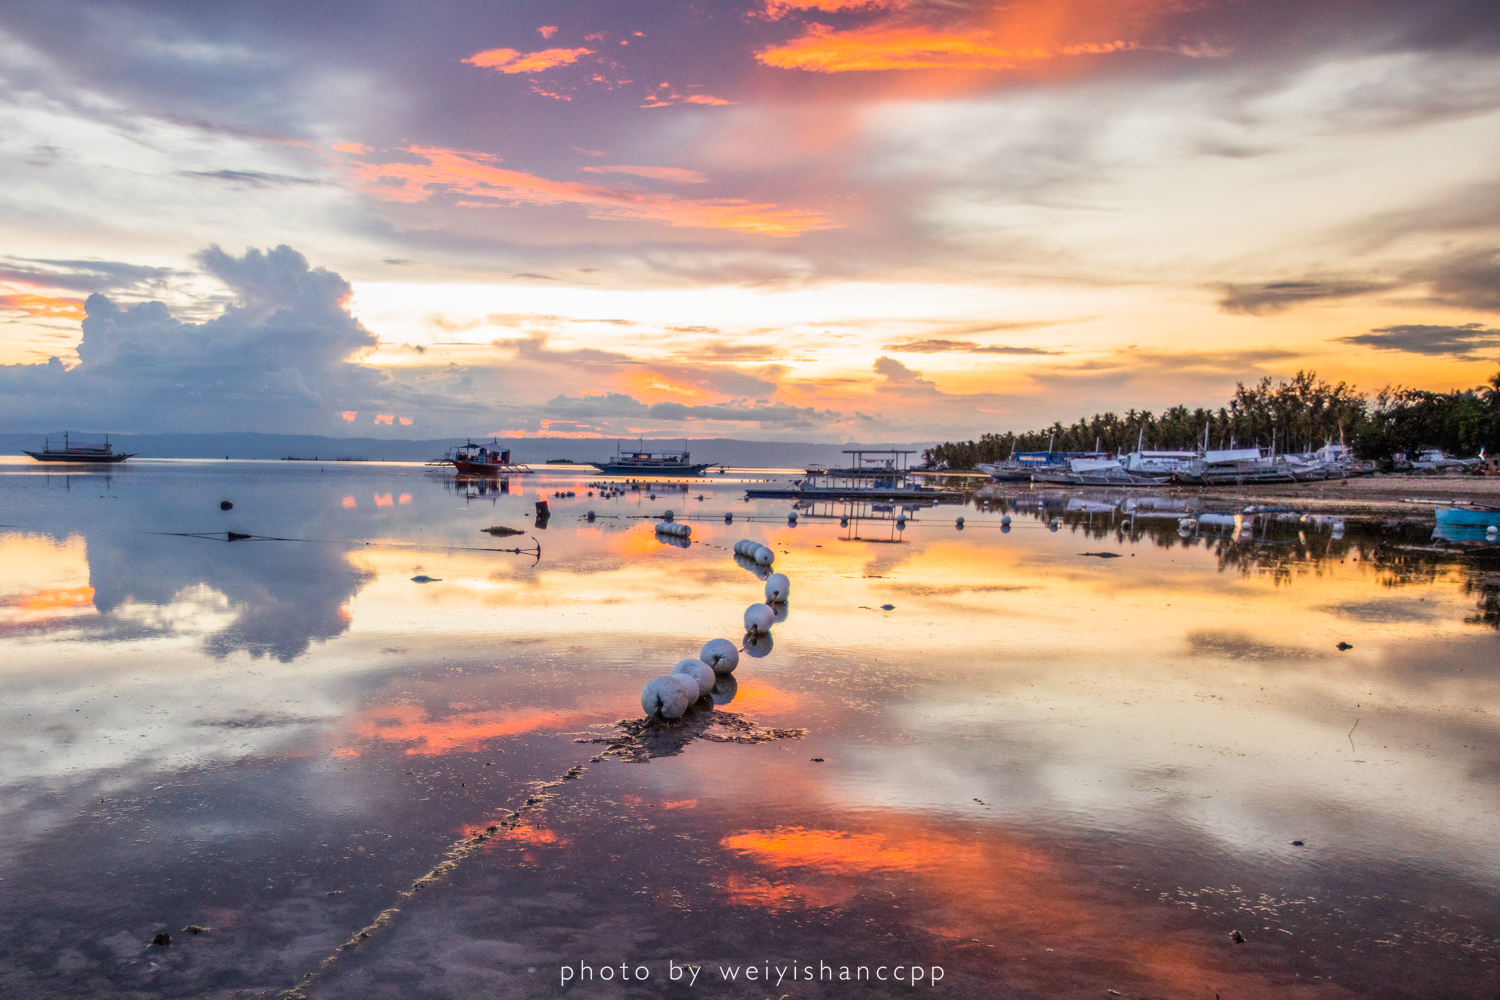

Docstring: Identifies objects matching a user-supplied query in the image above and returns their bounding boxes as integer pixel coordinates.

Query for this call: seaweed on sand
[578,707,806,763]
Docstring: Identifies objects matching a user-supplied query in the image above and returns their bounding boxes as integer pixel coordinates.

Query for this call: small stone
[1230,930,1244,944]
[880,604,895,611]
[1291,840,1304,846]
[182,924,207,935]
[152,932,171,947]
[1336,642,1353,651]
[811,758,825,762]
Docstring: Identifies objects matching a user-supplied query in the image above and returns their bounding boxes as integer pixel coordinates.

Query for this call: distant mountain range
[0,432,935,469]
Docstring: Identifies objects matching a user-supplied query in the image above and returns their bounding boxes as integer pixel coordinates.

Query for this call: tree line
[922,369,1500,469]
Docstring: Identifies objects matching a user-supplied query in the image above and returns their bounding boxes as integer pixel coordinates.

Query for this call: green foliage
[923,369,1500,468]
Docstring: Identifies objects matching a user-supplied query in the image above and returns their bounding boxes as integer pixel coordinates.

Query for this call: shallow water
[0,458,1496,999]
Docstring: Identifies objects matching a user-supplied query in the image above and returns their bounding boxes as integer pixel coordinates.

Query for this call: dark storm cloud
[0,257,181,294]
[1337,323,1500,360]
[1217,278,1390,316]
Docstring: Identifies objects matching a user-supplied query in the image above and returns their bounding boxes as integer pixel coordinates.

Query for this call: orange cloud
[0,293,87,321]
[722,872,855,909]
[641,88,735,108]
[537,25,558,38]
[580,164,710,184]
[399,416,413,425]
[725,679,799,716]
[0,585,95,611]
[723,826,983,875]
[341,410,357,421]
[722,818,1345,998]
[502,825,561,845]
[374,493,394,507]
[345,703,588,755]
[374,413,394,425]
[332,142,369,154]
[346,146,835,236]
[759,22,1135,72]
[342,496,357,509]
[464,46,594,74]
[398,493,411,504]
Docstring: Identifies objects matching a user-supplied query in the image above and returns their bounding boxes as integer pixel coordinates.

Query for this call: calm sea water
[0,458,1495,999]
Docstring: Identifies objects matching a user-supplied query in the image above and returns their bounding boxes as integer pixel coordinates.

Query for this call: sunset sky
[0,0,1496,441]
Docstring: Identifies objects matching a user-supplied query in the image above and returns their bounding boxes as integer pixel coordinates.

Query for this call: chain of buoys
[732,538,775,566]
[639,538,789,721]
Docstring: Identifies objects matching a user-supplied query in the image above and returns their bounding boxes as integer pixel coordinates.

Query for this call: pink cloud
[345,145,836,236]
[537,25,558,38]
[341,410,357,421]
[640,87,734,108]
[374,413,394,425]
[463,46,594,74]
[580,164,709,184]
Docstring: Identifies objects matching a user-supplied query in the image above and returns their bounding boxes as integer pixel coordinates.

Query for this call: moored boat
[23,432,135,464]
[590,440,715,476]
[446,440,533,475]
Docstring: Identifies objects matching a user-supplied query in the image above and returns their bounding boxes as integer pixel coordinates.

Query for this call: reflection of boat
[24,432,135,464]
[590,440,715,476]
[1433,504,1500,542]
[446,440,533,475]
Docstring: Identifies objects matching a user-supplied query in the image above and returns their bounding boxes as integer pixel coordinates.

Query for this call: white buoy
[754,545,775,566]
[955,516,964,527]
[764,572,790,602]
[663,510,674,521]
[673,658,716,698]
[1488,525,1498,539]
[655,521,691,538]
[744,602,774,635]
[700,638,739,674]
[771,601,789,624]
[1001,514,1011,525]
[788,511,798,523]
[641,675,697,719]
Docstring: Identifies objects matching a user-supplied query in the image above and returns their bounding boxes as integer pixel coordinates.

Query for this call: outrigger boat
[590,440,716,476]
[24,432,135,464]
[445,440,533,475]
